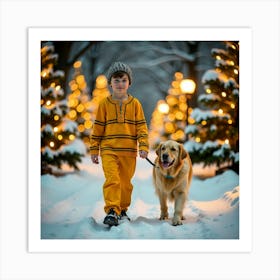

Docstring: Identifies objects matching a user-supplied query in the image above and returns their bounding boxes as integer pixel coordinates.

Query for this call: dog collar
[165,174,174,179]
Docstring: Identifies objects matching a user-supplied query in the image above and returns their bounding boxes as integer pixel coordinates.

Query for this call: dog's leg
[172,192,186,226]
[158,191,168,220]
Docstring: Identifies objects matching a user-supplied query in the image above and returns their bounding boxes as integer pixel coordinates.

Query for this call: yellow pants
[101,154,136,215]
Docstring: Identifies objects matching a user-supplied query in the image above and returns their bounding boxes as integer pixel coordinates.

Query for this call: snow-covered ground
[41,152,239,240]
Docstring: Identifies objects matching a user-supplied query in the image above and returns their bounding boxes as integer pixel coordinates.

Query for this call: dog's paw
[159,213,168,220]
[172,216,183,226]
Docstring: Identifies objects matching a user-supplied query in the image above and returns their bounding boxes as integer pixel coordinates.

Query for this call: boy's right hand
[91,154,99,164]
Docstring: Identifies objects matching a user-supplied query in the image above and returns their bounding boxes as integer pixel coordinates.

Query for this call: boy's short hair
[111,71,129,80]
[106,62,132,85]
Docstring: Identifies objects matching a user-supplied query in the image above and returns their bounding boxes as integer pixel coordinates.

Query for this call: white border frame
[28,27,252,253]
[2,1,279,279]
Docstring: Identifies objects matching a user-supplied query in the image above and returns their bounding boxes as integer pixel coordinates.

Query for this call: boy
[90,62,149,226]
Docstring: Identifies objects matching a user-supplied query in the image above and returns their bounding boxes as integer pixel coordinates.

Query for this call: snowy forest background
[41,40,239,175]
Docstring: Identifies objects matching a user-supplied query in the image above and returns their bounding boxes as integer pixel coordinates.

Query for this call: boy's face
[110,73,130,96]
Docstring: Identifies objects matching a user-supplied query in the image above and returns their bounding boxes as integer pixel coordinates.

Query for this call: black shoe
[119,210,131,221]
[103,208,119,226]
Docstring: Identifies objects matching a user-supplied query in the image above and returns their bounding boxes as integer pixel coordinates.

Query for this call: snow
[202,69,227,84]
[41,152,239,240]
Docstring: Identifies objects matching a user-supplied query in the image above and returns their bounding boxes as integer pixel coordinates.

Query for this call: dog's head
[156,140,187,169]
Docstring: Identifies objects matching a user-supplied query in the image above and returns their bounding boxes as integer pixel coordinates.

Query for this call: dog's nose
[162,153,168,161]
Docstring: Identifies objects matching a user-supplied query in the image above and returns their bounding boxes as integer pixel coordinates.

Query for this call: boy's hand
[91,154,99,164]
[139,150,148,159]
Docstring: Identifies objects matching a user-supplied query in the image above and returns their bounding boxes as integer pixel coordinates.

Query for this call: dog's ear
[179,144,187,159]
[155,143,162,156]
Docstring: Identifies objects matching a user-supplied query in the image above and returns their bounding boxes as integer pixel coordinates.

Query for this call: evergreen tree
[149,72,193,148]
[91,74,110,122]
[41,42,84,175]
[67,61,94,148]
[186,41,239,173]
[149,99,169,149]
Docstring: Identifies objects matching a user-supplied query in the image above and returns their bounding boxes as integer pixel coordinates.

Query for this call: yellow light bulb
[158,103,169,114]
[77,104,85,113]
[73,61,82,68]
[84,120,93,129]
[180,79,196,94]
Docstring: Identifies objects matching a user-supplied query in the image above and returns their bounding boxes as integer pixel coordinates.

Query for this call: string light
[68,110,77,120]
[158,102,169,114]
[74,61,82,68]
[174,72,183,80]
[78,124,85,133]
[77,104,85,113]
[84,120,93,129]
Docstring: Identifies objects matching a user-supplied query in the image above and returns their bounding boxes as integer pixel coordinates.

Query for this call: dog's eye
[171,147,176,151]
[161,146,166,151]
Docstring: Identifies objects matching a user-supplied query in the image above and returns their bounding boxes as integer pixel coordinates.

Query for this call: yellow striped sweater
[90,95,149,157]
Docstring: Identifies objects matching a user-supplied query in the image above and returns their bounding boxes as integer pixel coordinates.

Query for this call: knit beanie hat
[106,62,132,85]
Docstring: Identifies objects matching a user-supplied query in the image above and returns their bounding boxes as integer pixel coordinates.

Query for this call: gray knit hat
[106,62,132,85]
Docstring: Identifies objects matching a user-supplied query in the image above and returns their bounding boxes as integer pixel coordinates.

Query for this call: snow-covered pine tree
[41,42,84,175]
[186,41,239,173]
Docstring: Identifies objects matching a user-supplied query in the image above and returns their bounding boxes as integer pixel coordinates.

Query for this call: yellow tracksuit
[90,95,149,215]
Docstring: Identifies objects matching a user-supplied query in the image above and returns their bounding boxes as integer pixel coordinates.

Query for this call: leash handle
[146,157,156,167]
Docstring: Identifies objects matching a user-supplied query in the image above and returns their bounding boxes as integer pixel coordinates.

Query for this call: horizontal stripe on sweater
[91,134,148,140]
[94,119,147,126]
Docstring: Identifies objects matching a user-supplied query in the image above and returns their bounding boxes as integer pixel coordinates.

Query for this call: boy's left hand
[139,150,148,159]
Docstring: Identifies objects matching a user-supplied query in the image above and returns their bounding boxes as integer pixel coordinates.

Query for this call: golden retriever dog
[152,140,193,226]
